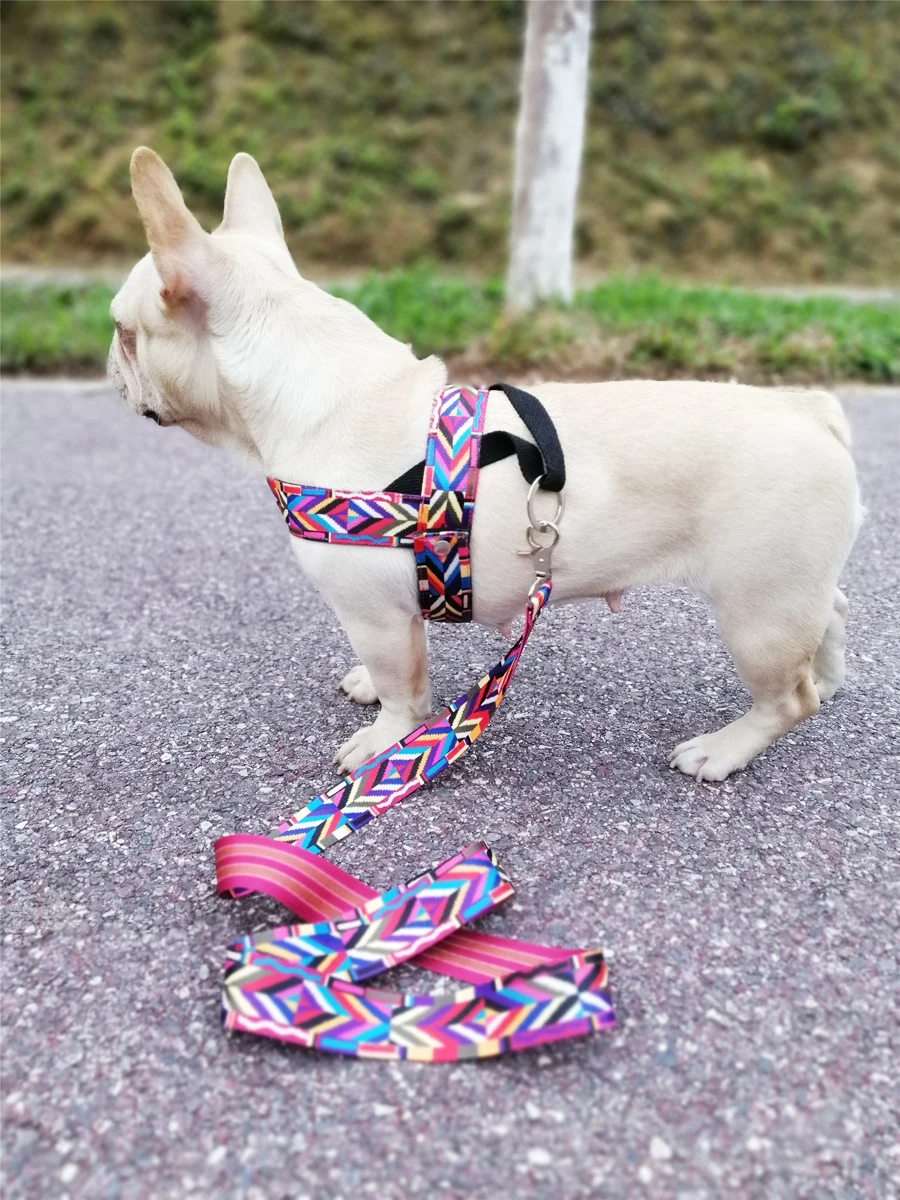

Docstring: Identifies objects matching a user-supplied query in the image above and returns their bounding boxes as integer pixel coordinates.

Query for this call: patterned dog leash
[221,842,614,1060]
[215,386,614,1059]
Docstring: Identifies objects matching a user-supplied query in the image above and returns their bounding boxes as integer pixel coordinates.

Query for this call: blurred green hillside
[2,0,900,281]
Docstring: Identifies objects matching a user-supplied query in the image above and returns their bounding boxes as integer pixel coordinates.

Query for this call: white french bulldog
[109,148,862,782]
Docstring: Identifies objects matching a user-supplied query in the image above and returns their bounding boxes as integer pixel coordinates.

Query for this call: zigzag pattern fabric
[268,386,487,621]
[271,580,549,853]
[215,832,578,985]
[413,385,486,621]
[267,481,421,548]
[223,949,614,1062]
[214,386,616,1060]
[214,578,617,1060]
[224,842,513,988]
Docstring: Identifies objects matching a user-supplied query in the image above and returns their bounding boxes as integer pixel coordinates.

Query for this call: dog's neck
[217,278,448,490]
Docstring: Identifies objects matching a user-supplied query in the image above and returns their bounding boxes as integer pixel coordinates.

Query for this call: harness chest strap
[270,385,489,622]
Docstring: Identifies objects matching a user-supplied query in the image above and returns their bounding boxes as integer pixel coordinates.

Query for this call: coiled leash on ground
[214,385,615,1060]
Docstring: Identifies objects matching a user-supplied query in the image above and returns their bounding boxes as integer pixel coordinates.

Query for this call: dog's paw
[339,664,379,706]
[333,714,415,776]
[668,731,748,783]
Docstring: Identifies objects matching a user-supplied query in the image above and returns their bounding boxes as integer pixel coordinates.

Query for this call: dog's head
[109,149,299,459]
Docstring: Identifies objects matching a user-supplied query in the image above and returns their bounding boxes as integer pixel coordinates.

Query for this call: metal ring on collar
[527,475,564,531]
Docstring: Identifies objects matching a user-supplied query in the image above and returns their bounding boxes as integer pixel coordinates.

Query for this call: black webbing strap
[489,383,566,492]
[386,384,566,495]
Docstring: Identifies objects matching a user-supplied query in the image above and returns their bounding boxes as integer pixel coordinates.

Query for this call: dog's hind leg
[331,607,431,775]
[812,587,848,702]
[669,585,830,782]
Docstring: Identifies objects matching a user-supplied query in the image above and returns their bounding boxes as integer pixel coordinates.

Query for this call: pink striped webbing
[215,834,573,985]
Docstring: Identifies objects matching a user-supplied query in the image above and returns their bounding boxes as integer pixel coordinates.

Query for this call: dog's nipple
[605,591,623,614]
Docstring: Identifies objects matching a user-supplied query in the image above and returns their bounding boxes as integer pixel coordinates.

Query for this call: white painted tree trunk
[506,0,592,310]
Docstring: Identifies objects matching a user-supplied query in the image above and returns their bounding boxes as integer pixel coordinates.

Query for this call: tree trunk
[506,0,592,311]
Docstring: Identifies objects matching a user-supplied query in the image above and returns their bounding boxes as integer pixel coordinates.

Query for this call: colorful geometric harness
[269,385,487,622]
[215,385,615,1060]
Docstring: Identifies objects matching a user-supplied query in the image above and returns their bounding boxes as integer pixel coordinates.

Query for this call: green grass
[572,277,900,380]
[0,283,117,373]
[3,272,897,382]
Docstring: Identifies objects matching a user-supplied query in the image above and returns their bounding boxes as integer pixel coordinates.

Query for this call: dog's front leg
[332,607,431,775]
[339,663,379,705]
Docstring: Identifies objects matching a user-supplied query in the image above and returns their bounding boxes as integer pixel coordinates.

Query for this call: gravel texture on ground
[2,383,898,1200]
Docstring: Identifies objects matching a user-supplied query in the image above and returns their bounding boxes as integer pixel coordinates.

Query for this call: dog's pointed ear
[130,147,209,304]
[220,153,284,242]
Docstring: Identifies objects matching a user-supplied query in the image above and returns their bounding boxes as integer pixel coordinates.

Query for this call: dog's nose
[143,409,162,424]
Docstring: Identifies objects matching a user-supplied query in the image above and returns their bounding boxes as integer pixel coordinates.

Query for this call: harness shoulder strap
[489,383,566,492]
[413,385,487,623]
[386,383,565,494]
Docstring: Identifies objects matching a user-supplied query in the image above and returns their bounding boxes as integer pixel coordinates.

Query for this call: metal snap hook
[517,474,565,597]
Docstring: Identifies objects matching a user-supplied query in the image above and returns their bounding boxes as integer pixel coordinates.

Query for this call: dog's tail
[797,389,865,550]
[798,389,853,451]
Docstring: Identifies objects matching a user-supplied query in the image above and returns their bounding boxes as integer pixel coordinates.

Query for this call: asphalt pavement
[2,382,898,1200]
